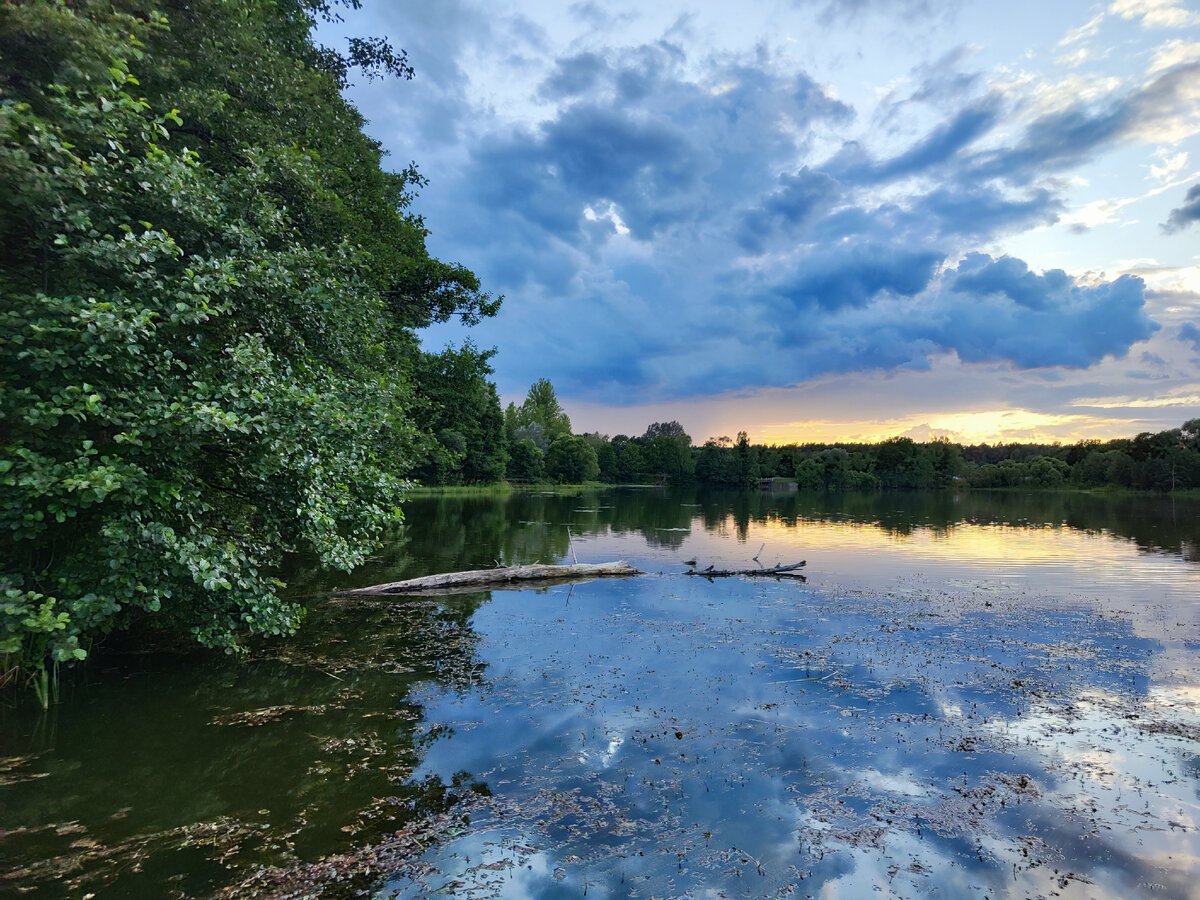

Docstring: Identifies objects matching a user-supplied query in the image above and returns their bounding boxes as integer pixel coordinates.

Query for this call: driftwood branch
[686,560,806,580]
[341,561,643,596]
[340,557,808,598]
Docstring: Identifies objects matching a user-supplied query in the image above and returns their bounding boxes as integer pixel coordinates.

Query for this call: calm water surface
[3,488,1200,899]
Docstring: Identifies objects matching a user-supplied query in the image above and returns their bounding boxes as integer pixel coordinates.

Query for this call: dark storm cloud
[450,42,854,289]
[931,256,1158,368]
[1163,183,1200,233]
[349,2,1167,401]
[650,252,1159,397]
[468,103,698,245]
[921,184,1063,239]
[539,52,610,99]
[773,244,943,311]
[736,167,841,252]
[830,95,1003,183]
[948,253,1070,310]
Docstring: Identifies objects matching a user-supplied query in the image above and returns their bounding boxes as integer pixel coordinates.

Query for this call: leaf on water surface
[210,704,329,726]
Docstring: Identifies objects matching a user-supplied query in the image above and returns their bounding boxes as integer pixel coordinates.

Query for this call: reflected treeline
[0,583,493,898]
[714,488,1189,560]
[719,488,1200,559]
[281,487,1199,602]
[388,489,1200,575]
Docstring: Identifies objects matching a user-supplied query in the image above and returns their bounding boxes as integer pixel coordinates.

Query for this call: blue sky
[325,0,1200,444]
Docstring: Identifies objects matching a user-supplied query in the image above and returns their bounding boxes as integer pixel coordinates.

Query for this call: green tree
[612,436,647,482]
[506,439,545,483]
[408,343,506,485]
[818,448,850,491]
[733,431,758,488]
[516,378,572,441]
[642,421,688,442]
[695,438,735,485]
[545,435,600,484]
[1027,455,1068,488]
[0,0,494,696]
[581,432,617,482]
[795,458,823,491]
[640,422,695,484]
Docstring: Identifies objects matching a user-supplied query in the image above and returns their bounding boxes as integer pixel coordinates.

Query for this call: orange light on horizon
[751,409,1152,446]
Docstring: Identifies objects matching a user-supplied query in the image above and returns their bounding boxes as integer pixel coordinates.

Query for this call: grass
[404,481,618,497]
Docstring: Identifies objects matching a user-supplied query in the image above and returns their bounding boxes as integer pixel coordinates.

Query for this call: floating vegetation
[210,705,330,727]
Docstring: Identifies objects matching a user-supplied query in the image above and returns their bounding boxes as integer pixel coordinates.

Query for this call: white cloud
[1054,46,1094,68]
[1025,74,1123,115]
[1109,0,1200,29]
[1149,39,1200,74]
[1061,196,1138,229]
[1058,11,1107,47]
[1150,148,1188,181]
[1073,392,1200,408]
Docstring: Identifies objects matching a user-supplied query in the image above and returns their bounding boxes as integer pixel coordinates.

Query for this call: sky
[322,0,1200,445]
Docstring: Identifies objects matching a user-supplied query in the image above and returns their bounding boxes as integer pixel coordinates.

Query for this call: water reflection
[2,488,1199,898]
[379,574,1197,899]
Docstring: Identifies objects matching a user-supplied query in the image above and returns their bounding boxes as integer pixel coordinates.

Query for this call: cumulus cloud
[831,95,1002,183]
[934,255,1157,367]
[1109,0,1200,30]
[539,52,609,99]
[346,1,1175,405]
[1181,322,1200,352]
[1163,183,1200,232]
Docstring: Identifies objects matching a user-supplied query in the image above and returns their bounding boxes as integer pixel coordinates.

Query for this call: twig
[684,560,806,579]
[566,526,578,563]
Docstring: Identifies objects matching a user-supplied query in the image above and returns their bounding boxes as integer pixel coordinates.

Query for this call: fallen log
[341,561,644,595]
[685,560,806,580]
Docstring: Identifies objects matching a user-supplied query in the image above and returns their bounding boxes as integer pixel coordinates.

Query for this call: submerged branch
[341,561,644,595]
[685,561,807,580]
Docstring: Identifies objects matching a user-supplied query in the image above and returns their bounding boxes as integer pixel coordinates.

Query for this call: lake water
[4,488,1200,899]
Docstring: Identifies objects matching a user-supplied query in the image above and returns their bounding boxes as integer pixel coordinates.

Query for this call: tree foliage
[0,0,496,688]
[408,343,505,485]
[545,435,600,484]
[514,378,572,442]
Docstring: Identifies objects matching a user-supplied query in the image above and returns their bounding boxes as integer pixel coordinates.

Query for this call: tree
[0,0,495,696]
[1182,419,1200,452]
[513,422,549,452]
[640,422,694,484]
[733,431,758,488]
[506,440,544,483]
[642,421,688,442]
[795,458,823,491]
[516,379,572,441]
[611,436,647,482]
[581,432,618,482]
[818,448,850,491]
[408,343,506,485]
[545,435,600,484]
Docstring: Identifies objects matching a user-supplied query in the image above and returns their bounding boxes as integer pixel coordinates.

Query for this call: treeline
[414,378,697,487]
[427,373,1200,495]
[678,425,1200,493]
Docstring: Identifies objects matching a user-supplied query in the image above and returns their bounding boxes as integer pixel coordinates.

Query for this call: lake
[4,488,1200,899]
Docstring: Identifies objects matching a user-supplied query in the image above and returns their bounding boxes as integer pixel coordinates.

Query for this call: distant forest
[443,380,1200,494]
